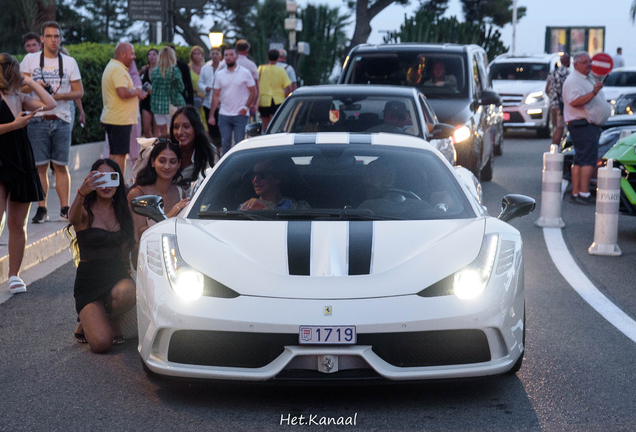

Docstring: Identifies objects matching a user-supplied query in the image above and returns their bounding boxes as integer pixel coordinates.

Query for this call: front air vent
[496,240,515,275]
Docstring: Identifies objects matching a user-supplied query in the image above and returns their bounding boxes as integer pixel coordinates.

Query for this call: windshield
[489,63,550,81]
[604,72,636,87]
[190,145,474,221]
[343,52,468,99]
[269,95,421,137]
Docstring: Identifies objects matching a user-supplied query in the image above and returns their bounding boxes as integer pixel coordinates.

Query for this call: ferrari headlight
[454,125,471,143]
[454,234,499,299]
[525,91,545,105]
[162,234,204,300]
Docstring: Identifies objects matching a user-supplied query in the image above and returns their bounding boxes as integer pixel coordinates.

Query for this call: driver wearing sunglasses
[238,160,310,210]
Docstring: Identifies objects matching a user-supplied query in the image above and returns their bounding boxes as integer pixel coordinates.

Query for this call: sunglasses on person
[253,171,272,180]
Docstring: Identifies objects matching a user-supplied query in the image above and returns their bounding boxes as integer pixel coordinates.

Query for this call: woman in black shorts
[68,158,135,353]
[139,48,158,138]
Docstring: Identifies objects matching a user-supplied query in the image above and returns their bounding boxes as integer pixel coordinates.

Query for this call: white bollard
[589,159,622,256]
[535,144,565,228]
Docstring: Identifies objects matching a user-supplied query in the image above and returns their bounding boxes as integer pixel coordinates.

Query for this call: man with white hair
[100,42,145,173]
[562,51,611,205]
[277,49,297,91]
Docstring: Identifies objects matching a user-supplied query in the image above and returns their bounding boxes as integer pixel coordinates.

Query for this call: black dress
[0,97,45,202]
[73,228,132,314]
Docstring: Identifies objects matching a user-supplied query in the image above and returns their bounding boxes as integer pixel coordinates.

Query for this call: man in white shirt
[198,47,222,147]
[613,47,625,69]
[562,51,611,205]
[277,49,297,91]
[208,48,257,156]
[20,21,84,223]
[218,40,259,116]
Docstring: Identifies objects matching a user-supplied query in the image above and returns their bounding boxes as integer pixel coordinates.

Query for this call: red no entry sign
[592,53,613,76]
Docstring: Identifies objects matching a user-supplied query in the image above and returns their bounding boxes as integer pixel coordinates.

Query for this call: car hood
[176,218,486,299]
[603,87,635,101]
[492,80,544,96]
[428,99,472,126]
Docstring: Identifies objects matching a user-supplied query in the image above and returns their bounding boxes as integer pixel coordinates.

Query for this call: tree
[420,0,448,19]
[384,9,508,60]
[344,0,409,54]
[0,0,55,54]
[460,0,526,27]
[297,4,351,85]
[58,0,134,44]
[239,0,289,66]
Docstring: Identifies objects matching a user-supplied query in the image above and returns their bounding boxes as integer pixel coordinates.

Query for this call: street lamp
[209,32,223,48]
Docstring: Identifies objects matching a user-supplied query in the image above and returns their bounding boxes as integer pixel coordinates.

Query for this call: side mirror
[479,90,502,107]
[245,122,263,138]
[497,194,536,222]
[432,123,455,140]
[131,195,167,223]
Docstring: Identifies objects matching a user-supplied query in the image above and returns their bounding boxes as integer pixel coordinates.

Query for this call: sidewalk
[0,141,116,284]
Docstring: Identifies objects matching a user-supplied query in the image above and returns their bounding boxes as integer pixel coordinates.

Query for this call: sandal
[8,276,26,295]
[75,332,87,344]
[112,335,125,345]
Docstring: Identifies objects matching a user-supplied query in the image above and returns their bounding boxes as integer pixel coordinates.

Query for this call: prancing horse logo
[324,306,332,316]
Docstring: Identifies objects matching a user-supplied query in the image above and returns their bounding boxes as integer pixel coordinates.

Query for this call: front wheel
[508,305,526,374]
[537,112,551,138]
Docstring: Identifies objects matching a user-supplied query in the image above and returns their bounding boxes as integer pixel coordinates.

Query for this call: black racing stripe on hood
[348,221,373,275]
[287,221,312,275]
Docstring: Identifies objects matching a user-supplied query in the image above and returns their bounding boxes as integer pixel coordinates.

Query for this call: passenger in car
[366,101,411,134]
[238,160,310,210]
[424,61,457,88]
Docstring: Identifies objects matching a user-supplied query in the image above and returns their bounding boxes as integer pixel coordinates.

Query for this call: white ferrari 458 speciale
[132,132,535,382]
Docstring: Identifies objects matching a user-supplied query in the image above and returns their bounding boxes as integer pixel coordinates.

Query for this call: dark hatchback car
[338,43,503,181]
[247,85,457,165]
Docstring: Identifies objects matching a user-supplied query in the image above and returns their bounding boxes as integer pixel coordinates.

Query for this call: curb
[0,228,71,285]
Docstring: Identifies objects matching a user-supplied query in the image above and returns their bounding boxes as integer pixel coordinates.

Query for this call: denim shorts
[27,116,72,166]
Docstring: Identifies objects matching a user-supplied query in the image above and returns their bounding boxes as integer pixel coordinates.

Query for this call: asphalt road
[2,132,636,431]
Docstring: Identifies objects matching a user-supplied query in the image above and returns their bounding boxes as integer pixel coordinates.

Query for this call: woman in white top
[127,139,190,266]
[0,53,56,294]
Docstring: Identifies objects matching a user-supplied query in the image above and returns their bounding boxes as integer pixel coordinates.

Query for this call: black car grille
[358,330,490,367]
[505,112,525,123]
[168,331,297,368]
[168,329,491,369]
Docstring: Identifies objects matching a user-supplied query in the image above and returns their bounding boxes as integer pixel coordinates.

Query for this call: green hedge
[37,43,191,145]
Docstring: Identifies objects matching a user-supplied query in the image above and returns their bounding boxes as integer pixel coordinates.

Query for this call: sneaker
[31,206,49,223]
[569,194,578,204]
[60,206,70,222]
[575,194,595,206]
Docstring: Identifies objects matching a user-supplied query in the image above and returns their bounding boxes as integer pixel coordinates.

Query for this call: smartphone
[94,172,120,188]
[142,82,152,93]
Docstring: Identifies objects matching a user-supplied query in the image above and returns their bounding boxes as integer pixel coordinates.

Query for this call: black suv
[339,43,503,181]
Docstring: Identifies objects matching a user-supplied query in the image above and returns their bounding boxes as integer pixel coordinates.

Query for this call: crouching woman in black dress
[68,159,135,353]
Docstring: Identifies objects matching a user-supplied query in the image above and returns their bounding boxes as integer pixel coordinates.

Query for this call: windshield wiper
[276,210,402,221]
[197,211,272,220]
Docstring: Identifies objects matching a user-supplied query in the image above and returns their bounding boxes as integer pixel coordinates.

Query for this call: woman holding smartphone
[0,53,56,294]
[68,158,135,353]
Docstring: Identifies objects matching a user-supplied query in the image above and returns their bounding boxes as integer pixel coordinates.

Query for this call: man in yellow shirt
[100,42,145,173]
[258,50,292,131]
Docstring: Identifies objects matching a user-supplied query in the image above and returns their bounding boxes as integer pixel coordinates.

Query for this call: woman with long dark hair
[140,48,158,138]
[170,106,216,195]
[68,158,135,353]
[0,53,56,294]
[127,139,190,263]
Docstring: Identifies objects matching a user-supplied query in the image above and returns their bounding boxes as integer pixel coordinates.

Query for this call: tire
[494,129,503,156]
[537,112,551,138]
[508,305,526,374]
[480,149,494,182]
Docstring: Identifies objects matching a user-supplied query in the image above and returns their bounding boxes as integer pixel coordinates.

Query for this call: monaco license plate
[503,112,511,121]
[299,326,356,345]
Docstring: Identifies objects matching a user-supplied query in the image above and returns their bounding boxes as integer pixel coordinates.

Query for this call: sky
[190,0,636,66]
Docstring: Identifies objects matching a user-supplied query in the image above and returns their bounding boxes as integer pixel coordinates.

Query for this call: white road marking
[543,227,636,343]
